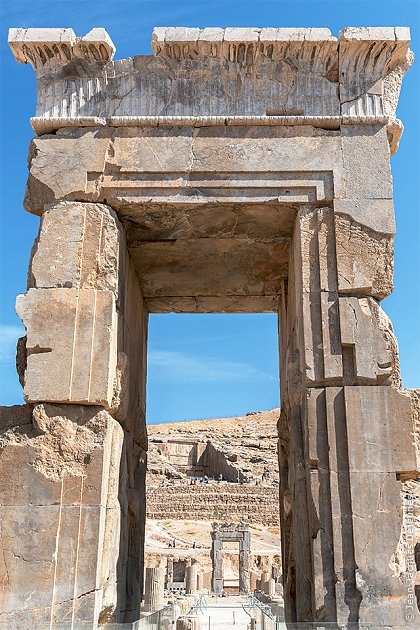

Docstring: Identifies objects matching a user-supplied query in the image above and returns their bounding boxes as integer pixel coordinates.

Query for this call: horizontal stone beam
[7,26,413,145]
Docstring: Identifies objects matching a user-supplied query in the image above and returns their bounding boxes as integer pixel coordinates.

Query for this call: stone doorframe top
[8,26,412,153]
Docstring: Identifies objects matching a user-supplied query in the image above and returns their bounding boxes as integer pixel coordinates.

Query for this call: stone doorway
[2,24,419,629]
[211,523,251,595]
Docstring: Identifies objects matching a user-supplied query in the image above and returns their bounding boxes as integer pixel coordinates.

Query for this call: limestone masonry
[1,25,419,628]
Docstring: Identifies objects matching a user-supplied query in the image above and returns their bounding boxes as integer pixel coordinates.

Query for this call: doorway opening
[143,313,282,601]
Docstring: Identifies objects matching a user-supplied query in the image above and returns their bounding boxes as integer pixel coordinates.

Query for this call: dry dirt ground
[145,519,280,556]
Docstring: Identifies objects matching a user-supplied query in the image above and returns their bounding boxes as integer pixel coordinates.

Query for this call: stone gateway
[1,25,419,627]
[211,523,251,595]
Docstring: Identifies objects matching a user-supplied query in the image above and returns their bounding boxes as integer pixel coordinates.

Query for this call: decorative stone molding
[151,26,338,69]
[8,26,412,154]
[338,27,412,118]
[8,27,115,71]
[29,114,389,134]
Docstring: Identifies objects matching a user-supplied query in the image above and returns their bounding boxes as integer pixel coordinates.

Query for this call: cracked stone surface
[0,403,146,627]
[2,22,419,628]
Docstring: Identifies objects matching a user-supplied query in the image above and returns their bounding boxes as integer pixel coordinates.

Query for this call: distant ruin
[211,523,251,595]
[144,411,282,600]
[146,410,280,524]
[1,25,419,628]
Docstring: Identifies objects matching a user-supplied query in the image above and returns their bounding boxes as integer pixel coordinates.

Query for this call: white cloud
[148,350,276,383]
[0,325,25,363]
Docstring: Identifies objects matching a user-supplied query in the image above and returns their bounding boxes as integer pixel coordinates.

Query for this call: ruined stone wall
[199,441,245,481]
[4,23,418,628]
[0,201,149,627]
[146,484,279,525]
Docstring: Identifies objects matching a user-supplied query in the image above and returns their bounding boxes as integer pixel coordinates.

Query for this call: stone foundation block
[0,403,124,628]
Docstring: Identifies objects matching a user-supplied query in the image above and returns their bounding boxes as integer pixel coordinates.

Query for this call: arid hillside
[147,407,280,486]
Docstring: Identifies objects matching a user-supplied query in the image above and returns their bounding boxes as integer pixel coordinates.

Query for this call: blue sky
[0,0,419,423]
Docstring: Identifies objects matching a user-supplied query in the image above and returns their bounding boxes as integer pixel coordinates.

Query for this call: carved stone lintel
[7,26,412,150]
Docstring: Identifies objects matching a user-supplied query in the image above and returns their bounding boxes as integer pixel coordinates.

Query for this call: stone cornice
[9,26,412,153]
[8,27,115,69]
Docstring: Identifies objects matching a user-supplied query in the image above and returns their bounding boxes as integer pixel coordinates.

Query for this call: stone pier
[143,567,165,613]
[185,563,199,595]
[1,24,419,627]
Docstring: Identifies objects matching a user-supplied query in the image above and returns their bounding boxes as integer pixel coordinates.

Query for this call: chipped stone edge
[30,114,401,154]
[8,27,116,65]
[151,26,338,50]
[31,114,390,133]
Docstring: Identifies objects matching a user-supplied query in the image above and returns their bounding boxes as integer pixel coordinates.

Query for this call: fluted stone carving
[143,567,165,613]
[185,563,198,595]
[8,26,412,155]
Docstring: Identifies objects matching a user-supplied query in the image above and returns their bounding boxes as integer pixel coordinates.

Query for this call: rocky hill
[147,408,280,486]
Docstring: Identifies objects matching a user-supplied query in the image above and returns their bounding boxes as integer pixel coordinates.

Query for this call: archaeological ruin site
[1,24,420,629]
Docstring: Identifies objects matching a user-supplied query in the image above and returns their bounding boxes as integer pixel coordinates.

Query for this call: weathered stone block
[8,27,115,69]
[24,126,344,214]
[349,470,408,626]
[0,404,125,628]
[25,128,112,215]
[343,386,417,474]
[306,386,416,476]
[340,125,393,199]
[16,288,117,406]
[334,210,394,299]
[302,292,343,384]
[164,27,201,43]
[304,385,418,624]
[339,297,395,383]
[334,198,395,235]
[198,27,225,42]
[30,201,122,294]
[224,27,260,41]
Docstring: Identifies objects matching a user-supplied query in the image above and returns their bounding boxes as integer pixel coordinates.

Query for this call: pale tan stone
[25,128,112,215]
[340,125,393,199]
[16,288,117,406]
[143,567,165,612]
[8,25,412,157]
[343,386,416,473]
[6,21,418,628]
[30,201,122,294]
[334,198,395,235]
[334,210,394,299]
[176,616,202,630]
[339,297,394,383]
[185,563,198,594]
[77,27,115,60]
[0,404,126,627]
[8,27,115,70]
